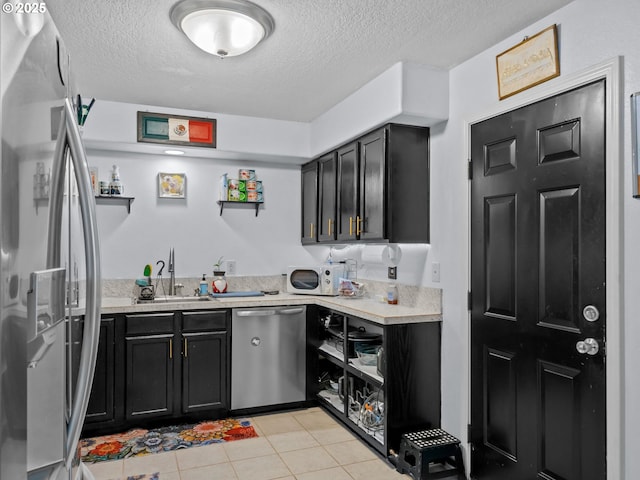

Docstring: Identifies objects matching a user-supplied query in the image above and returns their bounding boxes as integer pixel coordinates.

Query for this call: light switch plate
[226,260,236,275]
[388,266,397,279]
[431,262,440,282]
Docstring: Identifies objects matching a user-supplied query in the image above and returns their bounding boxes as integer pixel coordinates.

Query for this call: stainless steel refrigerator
[1,6,102,480]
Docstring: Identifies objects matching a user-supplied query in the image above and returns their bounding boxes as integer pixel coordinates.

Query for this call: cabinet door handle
[349,217,353,236]
[310,223,314,239]
[356,216,363,236]
[328,218,332,236]
[169,338,173,359]
[184,338,188,357]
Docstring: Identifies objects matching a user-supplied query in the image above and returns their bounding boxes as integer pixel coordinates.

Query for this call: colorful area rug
[80,418,258,463]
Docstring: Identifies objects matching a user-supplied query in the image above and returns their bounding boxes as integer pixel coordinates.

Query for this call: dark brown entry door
[470,80,606,480]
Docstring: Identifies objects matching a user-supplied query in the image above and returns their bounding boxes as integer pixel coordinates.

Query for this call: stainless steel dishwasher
[231,306,306,410]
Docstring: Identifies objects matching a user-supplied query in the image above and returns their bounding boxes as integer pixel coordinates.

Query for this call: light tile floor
[85,407,411,480]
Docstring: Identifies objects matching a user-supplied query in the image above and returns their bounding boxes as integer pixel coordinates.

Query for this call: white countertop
[100,293,441,326]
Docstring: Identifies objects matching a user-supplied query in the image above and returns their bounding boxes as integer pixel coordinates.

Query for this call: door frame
[465,57,624,479]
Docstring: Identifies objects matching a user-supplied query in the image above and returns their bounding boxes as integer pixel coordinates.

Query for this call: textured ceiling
[46,0,572,123]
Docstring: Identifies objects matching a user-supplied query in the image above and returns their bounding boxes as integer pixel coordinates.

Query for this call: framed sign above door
[496,25,560,100]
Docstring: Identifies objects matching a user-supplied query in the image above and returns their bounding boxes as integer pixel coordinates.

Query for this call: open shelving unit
[309,307,442,457]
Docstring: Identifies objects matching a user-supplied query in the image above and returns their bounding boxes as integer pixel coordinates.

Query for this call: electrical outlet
[388,266,397,279]
[431,262,440,283]
[226,260,236,275]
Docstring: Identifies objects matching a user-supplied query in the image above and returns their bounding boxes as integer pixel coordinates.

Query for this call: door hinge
[467,291,472,311]
[468,159,473,180]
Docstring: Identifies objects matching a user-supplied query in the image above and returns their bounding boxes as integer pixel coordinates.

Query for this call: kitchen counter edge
[99,294,441,326]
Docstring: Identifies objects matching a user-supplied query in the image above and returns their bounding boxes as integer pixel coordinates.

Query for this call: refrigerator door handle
[60,97,102,470]
[46,105,68,268]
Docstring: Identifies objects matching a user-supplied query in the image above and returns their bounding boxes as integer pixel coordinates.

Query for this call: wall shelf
[95,196,135,213]
[216,201,263,217]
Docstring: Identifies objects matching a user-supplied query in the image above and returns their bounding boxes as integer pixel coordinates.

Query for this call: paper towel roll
[361,245,402,267]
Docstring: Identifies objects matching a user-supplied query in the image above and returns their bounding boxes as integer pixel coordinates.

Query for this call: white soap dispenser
[109,165,123,195]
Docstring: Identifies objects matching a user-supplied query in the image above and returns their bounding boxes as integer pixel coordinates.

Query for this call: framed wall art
[138,111,216,148]
[496,25,560,100]
[158,172,186,199]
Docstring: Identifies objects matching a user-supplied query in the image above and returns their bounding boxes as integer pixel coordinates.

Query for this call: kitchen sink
[136,295,213,304]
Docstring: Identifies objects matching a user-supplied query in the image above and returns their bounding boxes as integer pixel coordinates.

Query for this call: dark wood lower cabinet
[85,317,115,424]
[125,312,175,421]
[181,311,229,414]
[82,309,230,436]
[73,316,116,427]
[125,333,175,419]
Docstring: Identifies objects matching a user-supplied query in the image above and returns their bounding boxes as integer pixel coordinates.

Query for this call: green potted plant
[213,256,225,275]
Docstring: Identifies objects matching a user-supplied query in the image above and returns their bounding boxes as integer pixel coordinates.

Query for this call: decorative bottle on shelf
[109,165,123,196]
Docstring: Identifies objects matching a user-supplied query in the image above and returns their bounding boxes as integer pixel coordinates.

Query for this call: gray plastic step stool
[395,428,465,479]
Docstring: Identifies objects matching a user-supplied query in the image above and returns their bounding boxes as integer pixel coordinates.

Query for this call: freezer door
[1,8,68,480]
[231,307,306,410]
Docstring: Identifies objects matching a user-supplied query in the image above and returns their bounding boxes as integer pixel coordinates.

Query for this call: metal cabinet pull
[309,223,314,238]
[184,338,188,357]
[349,217,353,236]
[169,338,173,359]
[328,218,333,236]
[356,216,363,235]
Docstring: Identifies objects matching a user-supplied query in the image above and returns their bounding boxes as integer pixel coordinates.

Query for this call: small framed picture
[158,172,186,198]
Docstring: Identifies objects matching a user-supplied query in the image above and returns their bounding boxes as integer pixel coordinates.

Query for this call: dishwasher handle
[276,307,306,315]
[235,309,277,317]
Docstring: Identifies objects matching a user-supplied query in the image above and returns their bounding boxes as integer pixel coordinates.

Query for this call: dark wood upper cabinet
[336,142,359,242]
[358,129,386,241]
[317,152,338,242]
[383,124,430,243]
[302,124,429,244]
[301,161,318,244]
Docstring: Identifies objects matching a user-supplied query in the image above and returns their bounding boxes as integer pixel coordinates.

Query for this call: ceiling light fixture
[170,0,275,58]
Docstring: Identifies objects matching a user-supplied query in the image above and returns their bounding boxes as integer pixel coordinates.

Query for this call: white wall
[430,0,639,477]
[87,150,328,279]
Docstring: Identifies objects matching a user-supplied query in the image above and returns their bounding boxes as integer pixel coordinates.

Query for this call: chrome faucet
[168,248,176,295]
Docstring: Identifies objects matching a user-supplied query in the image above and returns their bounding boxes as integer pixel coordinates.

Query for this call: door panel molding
[484,347,518,461]
[538,187,581,332]
[538,359,581,480]
[466,57,623,480]
[538,119,582,165]
[484,195,517,321]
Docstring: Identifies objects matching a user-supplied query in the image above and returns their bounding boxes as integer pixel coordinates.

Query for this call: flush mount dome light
[170,0,275,58]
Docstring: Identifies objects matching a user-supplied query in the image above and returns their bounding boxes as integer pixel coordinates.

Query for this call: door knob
[251,336,261,347]
[583,305,600,322]
[576,338,599,355]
